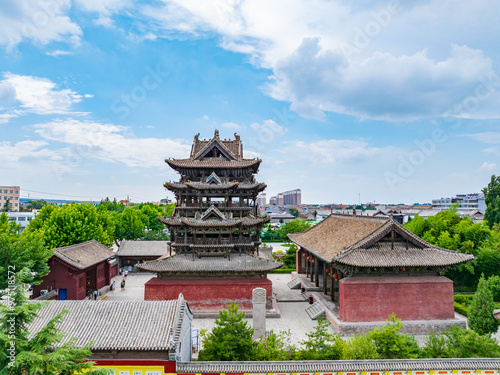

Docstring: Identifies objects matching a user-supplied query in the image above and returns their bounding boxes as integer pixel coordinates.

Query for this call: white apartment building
[432,193,486,213]
[6,212,35,233]
[0,185,20,212]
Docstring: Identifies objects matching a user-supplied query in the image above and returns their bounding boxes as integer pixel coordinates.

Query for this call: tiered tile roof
[159,216,269,228]
[136,253,282,272]
[53,240,114,270]
[289,214,474,267]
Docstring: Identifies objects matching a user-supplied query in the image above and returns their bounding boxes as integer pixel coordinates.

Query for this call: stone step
[305,301,326,320]
[287,277,302,289]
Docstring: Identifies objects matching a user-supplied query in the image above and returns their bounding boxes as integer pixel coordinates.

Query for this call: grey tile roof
[160,216,269,228]
[136,253,282,273]
[177,358,500,373]
[116,240,169,257]
[53,240,115,270]
[28,296,189,351]
[289,214,474,267]
[335,243,473,267]
[166,158,261,169]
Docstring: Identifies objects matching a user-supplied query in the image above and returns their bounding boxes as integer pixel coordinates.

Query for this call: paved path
[102,273,154,301]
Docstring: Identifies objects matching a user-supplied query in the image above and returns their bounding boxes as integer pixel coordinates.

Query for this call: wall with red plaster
[145,277,273,310]
[339,276,455,322]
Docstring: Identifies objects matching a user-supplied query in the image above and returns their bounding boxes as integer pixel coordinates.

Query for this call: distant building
[257,192,266,206]
[270,189,301,206]
[283,189,301,205]
[432,193,486,213]
[0,185,20,211]
[5,211,35,233]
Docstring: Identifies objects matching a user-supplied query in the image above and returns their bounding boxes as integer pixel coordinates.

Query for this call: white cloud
[221,121,242,130]
[46,50,73,57]
[0,140,62,167]
[75,0,130,28]
[1,73,89,115]
[0,0,81,49]
[466,132,500,144]
[137,0,500,121]
[279,138,399,165]
[34,119,192,168]
[478,162,496,171]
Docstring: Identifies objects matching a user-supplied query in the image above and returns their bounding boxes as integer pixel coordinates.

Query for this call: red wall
[32,259,83,300]
[339,276,455,322]
[145,277,273,310]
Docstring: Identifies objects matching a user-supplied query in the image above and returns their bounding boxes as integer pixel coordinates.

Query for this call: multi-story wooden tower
[138,131,281,312]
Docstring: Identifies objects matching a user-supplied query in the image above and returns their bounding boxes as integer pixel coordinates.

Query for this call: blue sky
[1,0,499,204]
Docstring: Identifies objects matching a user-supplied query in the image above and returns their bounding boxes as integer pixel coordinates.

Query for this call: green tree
[367,313,421,359]
[282,244,298,269]
[289,208,299,217]
[442,326,500,358]
[26,202,115,248]
[342,334,379,360]
[0,213,51,290]
[294,316,344,360]
[468,275,498,336]
[0,268,112,374]
[2,199,12,212]
[97,197,125,213]
[114,207,145,243]
[255,330,295,361]
[279,218,311,240]
[198,302,255,361]
[137,203,164,232]
[483,175,500,227]
[26,200,48,210]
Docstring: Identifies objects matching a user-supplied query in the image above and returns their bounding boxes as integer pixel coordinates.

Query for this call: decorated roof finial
[353,207,357,216]
[194,133,200,143]
[214,129,219,138]
[234,132,240,141]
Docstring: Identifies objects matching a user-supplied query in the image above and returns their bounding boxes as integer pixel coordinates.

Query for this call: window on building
[15,197,18,200]
[15,203,18,207]
[3,190,6,193]
[9,190,12,193]
[18,216,25,221]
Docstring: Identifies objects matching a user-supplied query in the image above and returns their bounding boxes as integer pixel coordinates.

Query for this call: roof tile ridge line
[54,239,95,252]
[330,212,389,221]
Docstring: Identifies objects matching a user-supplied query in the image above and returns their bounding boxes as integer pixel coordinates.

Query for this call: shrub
[454,301,469,317]
[367,313,421,359]
[468,276,498,336]
[342,334,379,360]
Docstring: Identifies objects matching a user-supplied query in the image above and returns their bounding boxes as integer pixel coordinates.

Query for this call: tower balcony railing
[178,203,254,208]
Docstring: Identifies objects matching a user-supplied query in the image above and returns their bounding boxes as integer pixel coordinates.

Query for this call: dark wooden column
[309,258,313,282]
[315,260,319,287]
[330,267,335,301]
[322,262,327,294]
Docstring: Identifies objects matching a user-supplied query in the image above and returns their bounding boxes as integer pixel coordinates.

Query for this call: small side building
[32,240,118,300]
[116,240,170,271]
[289,213,475,324]
[28,294,192,369]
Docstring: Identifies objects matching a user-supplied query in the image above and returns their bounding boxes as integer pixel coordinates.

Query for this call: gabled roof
[288,214,474,267]
[190,130,242,159]
[206,172,222,184]
[193,137,236,161]
[200,205,226,221]
[53,240,114,270]
[136,253,282,273]
[27,295,190,352]
[116,240,169,257]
